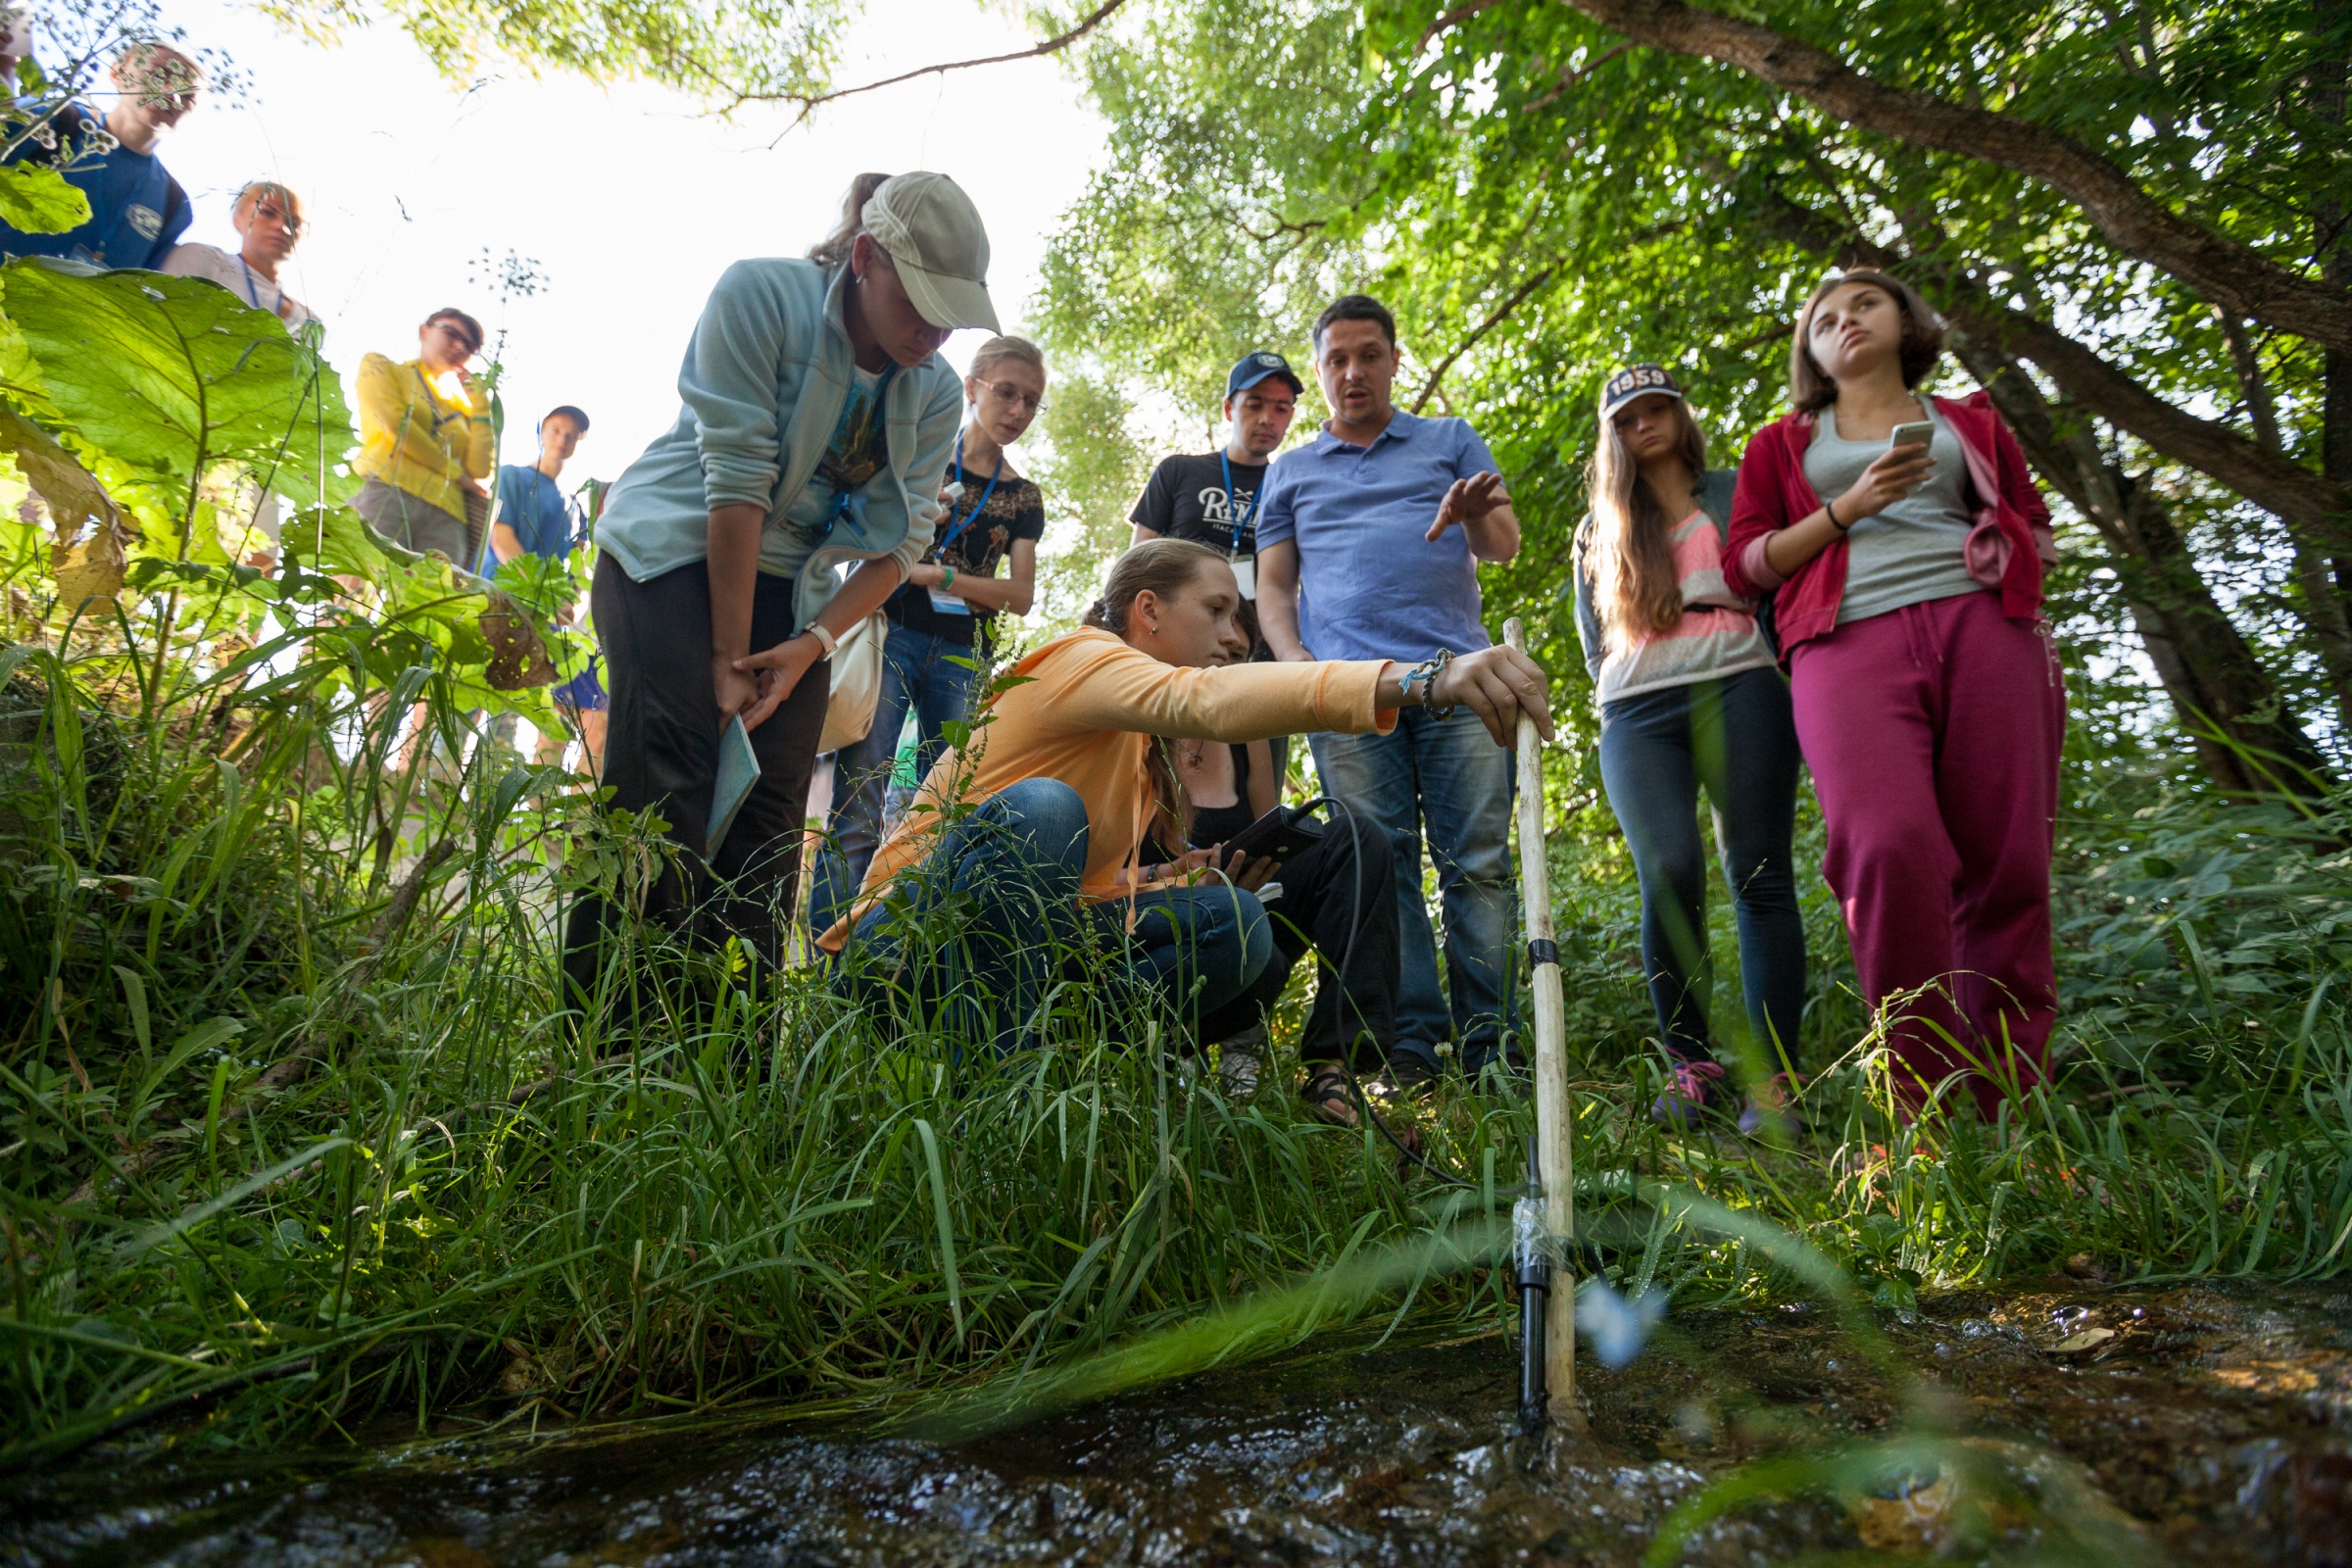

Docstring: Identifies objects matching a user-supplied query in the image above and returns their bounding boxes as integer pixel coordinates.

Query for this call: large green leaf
[0,260,359,521]
[0,163,90,235]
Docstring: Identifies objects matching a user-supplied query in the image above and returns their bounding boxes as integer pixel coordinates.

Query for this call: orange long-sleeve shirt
[819,627,1396,950]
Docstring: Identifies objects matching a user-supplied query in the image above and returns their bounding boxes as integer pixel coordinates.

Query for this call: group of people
[554,168,2067,1128]
[3,63,2070,1124]
[0,35,611,762]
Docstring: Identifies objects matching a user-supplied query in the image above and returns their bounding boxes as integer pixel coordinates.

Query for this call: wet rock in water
[0,1281,2346,1566]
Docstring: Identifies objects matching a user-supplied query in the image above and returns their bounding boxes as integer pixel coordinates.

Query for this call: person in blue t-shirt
[487,405,605,765]
[2,42,197,270]
[1255,292,1524,1086]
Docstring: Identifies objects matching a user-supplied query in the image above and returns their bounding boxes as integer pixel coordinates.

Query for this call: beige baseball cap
[861,172,1000,335]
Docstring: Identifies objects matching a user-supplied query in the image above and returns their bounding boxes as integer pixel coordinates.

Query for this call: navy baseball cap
[1599,363,1685,416]
[1227,351,1303,399]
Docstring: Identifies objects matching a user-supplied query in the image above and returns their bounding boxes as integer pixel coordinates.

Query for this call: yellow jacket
[354,354,494,516]
[819,626,1395,950]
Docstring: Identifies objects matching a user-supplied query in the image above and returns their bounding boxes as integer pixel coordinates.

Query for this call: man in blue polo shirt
[487,405,605,765]
[1256,293,1523,1083]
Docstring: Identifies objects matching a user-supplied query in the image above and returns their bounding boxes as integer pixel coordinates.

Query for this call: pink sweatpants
[1788,591,2066,1115]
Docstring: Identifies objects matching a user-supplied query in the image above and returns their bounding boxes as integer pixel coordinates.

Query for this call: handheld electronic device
[1888,419,1936,452]
[1217,802,1325,866]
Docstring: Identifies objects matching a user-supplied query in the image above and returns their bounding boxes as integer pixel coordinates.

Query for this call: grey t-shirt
[1803,404,1982,625]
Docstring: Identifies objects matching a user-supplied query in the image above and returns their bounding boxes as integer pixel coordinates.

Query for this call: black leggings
[1196,810,1399,1068]
[563,556,828,1009]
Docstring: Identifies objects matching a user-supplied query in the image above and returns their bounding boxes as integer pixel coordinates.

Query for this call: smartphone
[1888,419,1935,452]
[1218,803,1325,865]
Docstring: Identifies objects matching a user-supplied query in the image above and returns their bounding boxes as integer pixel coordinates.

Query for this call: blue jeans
[838,779,1273,1053]
[1597,667,1805,1065]
[810,622,982,934]
[1309,708,1516,1072]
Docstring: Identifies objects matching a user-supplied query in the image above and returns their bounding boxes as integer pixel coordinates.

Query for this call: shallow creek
[4,1279,2347,1565]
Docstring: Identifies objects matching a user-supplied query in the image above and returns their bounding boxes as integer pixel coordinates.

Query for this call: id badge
[1230,555,1256,600]
[927,588,972,615]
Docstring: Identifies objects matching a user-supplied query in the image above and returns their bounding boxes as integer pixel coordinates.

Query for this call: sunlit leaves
[0,260,359,518]
[0,163,92,235]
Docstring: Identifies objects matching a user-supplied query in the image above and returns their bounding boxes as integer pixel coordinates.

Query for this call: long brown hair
[808,172,893,269]
[1084,538,1229,847]
[1585,392,1707,645]
[1788,270,1945,413]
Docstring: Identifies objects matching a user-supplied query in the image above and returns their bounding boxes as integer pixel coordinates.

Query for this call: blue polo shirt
[494,464,577,564]
[1255,410,1500,664]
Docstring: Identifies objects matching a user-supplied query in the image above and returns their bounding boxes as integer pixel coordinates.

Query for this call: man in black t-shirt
[1129,350,1302,602]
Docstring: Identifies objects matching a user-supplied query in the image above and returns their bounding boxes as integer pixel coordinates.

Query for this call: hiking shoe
[1651,1054,1727,1127]
[1738,1070,1800,1136]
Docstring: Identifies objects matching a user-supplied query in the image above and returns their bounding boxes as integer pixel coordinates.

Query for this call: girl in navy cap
[1574,365,1805,1130]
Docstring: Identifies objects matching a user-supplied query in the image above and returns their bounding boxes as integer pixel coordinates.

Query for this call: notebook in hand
[708,714,760,858]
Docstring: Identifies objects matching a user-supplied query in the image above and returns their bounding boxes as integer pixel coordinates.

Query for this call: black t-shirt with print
[1130,451,1270,558]
[886,459,1048,648]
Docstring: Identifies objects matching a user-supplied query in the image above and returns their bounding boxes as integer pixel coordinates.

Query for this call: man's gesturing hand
[1428,471,1510,542]
[1429,644,1554,747]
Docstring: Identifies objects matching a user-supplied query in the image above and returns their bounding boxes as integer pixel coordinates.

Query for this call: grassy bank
[1,567,2346,1471]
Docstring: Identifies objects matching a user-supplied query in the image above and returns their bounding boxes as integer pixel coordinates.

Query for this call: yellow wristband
[808,623,839,660]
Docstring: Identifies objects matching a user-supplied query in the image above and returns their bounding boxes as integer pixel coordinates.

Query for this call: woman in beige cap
[566,171,1002,1012]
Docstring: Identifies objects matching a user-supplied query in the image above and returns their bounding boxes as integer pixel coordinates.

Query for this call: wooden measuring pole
[1503,616,1579,1425]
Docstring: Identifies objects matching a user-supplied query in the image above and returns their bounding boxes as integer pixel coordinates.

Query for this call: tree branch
[1409,267,1557,414]
[746,0,1134,125]
[1552,0,2352,353]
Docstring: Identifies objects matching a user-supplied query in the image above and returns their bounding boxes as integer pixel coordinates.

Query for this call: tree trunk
[1952,335,2333,793]
[2312,0,2352,726]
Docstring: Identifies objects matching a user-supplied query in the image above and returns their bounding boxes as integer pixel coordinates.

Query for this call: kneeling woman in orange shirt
[820,537,1552,1060]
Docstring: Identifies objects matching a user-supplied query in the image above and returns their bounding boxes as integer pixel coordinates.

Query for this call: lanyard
[1219,451,1259,556]
[810,363,902,542]
[412,367,465,435]
[936,427,1003,558]
[236,256,265,309]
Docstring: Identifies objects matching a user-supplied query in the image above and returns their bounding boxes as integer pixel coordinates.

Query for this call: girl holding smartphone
[1722,271,2062,1115]
[1574,365,1803,1130]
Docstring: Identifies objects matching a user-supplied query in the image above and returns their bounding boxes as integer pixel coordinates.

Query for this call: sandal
[1300,1064,1360,1130]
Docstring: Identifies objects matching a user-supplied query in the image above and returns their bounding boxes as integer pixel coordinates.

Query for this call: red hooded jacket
[1721,390,2056,655]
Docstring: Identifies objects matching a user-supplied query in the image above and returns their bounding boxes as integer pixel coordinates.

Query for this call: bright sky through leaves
[144,0,1103,494]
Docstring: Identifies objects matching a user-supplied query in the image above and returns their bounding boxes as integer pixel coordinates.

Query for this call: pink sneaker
[1739,1070,1800,1135]
[1651,1054,1726,1127]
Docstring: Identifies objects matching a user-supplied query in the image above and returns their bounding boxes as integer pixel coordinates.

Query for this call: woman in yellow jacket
[824,537,1552,1060]
[352,308,495,564]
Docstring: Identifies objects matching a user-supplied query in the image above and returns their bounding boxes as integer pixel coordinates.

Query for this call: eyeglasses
[250,200,302,235]
[981,381,1045,415]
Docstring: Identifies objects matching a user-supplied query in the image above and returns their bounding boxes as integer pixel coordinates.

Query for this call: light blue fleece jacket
[595,258,963,630]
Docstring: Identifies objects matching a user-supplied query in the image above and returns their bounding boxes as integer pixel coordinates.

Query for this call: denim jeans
[837,778,1272,1053]
[810,622,983,934]
[1308,708,1515,1072]
[1597,667,1805,1066]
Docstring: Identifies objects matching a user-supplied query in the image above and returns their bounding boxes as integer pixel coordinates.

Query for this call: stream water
[4,1278,2347,1565]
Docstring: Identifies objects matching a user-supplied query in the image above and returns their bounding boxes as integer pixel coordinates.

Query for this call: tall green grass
[0,569,2346,1470]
